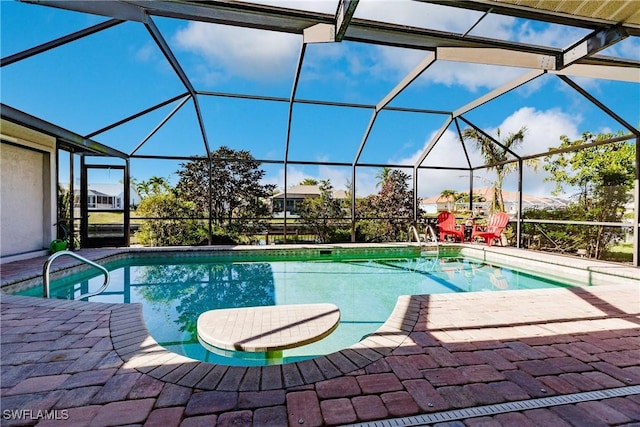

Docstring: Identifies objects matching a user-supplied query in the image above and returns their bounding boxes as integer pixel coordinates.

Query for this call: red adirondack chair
[471,212,510,246]
[437,212,465,242]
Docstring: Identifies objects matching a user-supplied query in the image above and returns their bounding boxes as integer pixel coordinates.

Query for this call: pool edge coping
[0,279,424,387]
[0,243,425,291]
[4,243,638,294]
[107,292,421,390]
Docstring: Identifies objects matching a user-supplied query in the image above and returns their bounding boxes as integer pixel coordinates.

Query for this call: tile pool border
[3,243,638,294]
[0,243,424,293]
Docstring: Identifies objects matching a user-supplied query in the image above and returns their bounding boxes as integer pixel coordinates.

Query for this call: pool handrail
[425,224,439,245]
[409,225,421,244]
[409,224,439,251]
[43,250,110,299]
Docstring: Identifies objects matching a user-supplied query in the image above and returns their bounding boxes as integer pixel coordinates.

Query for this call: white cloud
[481,108,581,197]
[354,168,379,197]
[173,22,300,82]
[134,43,157,62]
[357,0,490,34]
[612,37,640,60]
[355,45,530,92]
[392,107,581,196]
[261,166,307,192]
[515,21,588,49]
[369,46,430,82]
[426,61,527,92]
[320,165,352,188]
[169,0,593,94]
[355,1,521,90]
[467,15,517,41]
[497,106,580,154]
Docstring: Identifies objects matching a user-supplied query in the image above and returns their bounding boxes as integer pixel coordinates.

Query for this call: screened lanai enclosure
[1,0,639,264]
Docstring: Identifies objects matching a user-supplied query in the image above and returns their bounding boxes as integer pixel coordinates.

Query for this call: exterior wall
[1,120,55,262]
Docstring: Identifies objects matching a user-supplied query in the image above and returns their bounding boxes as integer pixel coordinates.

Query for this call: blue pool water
[22,252,571,366]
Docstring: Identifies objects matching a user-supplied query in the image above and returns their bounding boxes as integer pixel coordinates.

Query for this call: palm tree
[376,167,392,188]
[137,176,170,197]
[440,189,458,212]
[462,126,530,213]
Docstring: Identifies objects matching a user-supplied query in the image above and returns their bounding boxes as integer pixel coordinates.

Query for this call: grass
[87,211,140,224]
[603,242,633,263]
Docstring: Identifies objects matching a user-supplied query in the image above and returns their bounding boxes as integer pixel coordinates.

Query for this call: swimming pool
[18,248,574,366]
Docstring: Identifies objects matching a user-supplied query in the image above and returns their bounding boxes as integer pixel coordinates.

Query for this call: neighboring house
[73,184,141,210]
[420,186,569,216]
[419,195,456,214]
[270,185,348,217]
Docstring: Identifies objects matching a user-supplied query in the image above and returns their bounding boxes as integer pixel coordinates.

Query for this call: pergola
[1,0,639,263]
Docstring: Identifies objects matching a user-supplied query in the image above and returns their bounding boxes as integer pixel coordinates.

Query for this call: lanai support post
[68,150,76,250]
[468,171,474,216]
[351,165,356,242]
[517,159,523,248]
[635,137,639,266]
[413,167,418,224]
[283,42,307,243]
[124,158,131,246]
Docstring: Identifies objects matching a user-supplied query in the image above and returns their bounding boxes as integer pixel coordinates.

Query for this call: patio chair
[471,212,510,246]
[437,212,465,242]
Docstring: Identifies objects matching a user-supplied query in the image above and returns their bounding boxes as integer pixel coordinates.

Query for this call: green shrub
[135,193,205,246]
[327,228,351,243]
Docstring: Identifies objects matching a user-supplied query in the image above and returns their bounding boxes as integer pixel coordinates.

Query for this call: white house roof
[86,184,125,197]
[420,186,569,208]
[72,183,141,202]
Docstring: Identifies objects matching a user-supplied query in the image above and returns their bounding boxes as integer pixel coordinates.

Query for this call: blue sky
[2,0,639,197]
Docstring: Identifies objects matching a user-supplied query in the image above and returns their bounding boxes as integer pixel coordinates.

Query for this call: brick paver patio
[1,249,639,426]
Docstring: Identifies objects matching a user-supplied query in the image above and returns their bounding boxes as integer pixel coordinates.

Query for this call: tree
[136,176,171,198]
[175,147,276,231]
[297,179,344,242]
[375,167,392,188]
[355,169,419,242]
[543,131,635,259]
[440,189,458,212]
[299,178,319,185]
[135,184,205,246]
[462,126,529,213]
[456,192,486,204]
[354,196,385,242]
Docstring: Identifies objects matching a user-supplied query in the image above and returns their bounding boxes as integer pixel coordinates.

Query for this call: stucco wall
[1,120,55,260]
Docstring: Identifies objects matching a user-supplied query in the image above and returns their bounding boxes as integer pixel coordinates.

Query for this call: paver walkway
[1,250,640,426]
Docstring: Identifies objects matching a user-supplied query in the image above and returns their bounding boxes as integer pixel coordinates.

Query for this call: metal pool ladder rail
[409,224,439,250]
[43,250,110,299]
